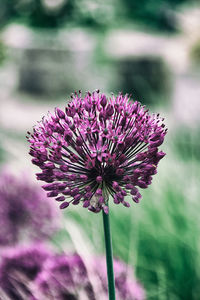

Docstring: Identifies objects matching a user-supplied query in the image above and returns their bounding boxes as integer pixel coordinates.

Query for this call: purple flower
[34,254,96,300]
[27,90,167,213]
[0,244,145,300]
[0,244,50,300]
[34,254,145,300]
[0,172,57,246]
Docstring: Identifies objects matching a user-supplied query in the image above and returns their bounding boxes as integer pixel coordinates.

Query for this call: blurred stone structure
[3,25,97,97]
[104,30,173,106]
[19,47,69,95]
[115,55,172,106]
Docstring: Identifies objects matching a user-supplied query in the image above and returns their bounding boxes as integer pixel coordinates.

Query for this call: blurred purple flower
[0,244,50,300]
[0,244,145,300]
[34,254,145,300]
[27,90,167,213]
[34,254,96,300]
[0,172,57,246]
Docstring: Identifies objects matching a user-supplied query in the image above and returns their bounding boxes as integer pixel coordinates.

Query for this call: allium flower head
[0,245,145,300]
[34,254,145,300]
[0,244,50,300]
[0,172,57,245]
[34,254,96,300]
[27,90,167,213]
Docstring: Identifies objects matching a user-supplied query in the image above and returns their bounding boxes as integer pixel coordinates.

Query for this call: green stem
[102,210,116,300]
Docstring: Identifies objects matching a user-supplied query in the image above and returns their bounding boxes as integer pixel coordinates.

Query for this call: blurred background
[0,0,200,299]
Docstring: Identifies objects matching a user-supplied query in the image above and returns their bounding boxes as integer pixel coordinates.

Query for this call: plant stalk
[102,210,116,300]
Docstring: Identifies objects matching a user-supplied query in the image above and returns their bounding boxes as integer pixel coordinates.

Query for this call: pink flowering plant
[27,90,167,299]
[27,90,166,213]
[0,172,57,246]
[0,244,145,300]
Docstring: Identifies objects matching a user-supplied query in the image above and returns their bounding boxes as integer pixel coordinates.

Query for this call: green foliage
[122,0,189,32]
[0,147,4,163]
[0,0,116,29]
[0,40,6,65]
[173,126,200,161]
[0,0,74,29]
[0,137,6,163]
[0,0,190,31]
[190,39,200,65]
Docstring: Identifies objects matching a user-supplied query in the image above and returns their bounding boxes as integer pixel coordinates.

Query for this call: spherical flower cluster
[0,172,57,246]
[35,255,145,300]
[27,90,167,214]
[0,244,145,300]
[0,244,50,300]
[34,254,96,300]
